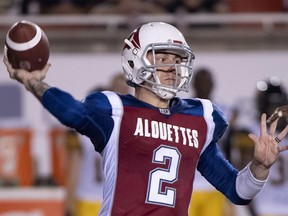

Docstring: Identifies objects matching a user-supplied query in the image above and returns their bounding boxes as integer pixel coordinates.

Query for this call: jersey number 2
[146,145,181,207]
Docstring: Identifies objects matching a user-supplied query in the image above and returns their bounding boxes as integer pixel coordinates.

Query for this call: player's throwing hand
[3,55,50,91]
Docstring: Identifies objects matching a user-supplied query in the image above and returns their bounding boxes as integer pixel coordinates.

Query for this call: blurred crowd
[0,0,287,15]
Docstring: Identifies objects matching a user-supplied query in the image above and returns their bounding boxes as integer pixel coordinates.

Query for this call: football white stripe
[6,20,42,51]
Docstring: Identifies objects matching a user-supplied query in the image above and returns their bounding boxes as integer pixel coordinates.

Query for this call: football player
[3,22,288,216]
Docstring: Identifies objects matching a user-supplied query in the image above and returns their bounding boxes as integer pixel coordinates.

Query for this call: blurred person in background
[65,73,131,216]
[108,73,132,95]
[37,0,99,14]
[182,0,229,13]
[189,67,235,216]
[0,0,14,13]
[228,76,288,216]
[65,128,104,216]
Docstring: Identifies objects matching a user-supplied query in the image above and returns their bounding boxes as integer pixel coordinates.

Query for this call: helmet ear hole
[128,60,134,69]
[126,80,137,87]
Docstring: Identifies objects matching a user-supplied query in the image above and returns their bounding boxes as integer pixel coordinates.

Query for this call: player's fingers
[278,145,288,152]
[260,113,267,136]
[3,56,18,79]
[42,63,51,74]
[248,133,258,145]
[6,66,17,79]
[3,56,13,70]
[34,63,50,80]
[3,55,7,64]
[269,117,278,137]
[3,54,9,63]
[35,72,46,81]
[276,125,288,143]
[3,56,11,70]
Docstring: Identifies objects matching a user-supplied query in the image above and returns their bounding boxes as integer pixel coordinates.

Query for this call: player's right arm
[3,57,114,152]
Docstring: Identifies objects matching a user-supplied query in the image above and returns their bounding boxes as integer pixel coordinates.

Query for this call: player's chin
[162,78,176,86]
[161,79,178,86]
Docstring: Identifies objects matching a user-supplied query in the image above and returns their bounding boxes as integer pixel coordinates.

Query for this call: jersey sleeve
[211,102,228,142]
[197,142,251,205]
[41,87,114,152]
[197,143,251,205]
[198,99,228,154]
[197,99,251,205]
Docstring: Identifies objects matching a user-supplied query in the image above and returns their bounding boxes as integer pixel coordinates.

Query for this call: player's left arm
[197,101,250,204]
[199,113,288,205]
[197,103,255,205]
[197,142,251,205]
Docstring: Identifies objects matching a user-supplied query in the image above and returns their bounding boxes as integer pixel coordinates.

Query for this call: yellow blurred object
[232,132,254,149]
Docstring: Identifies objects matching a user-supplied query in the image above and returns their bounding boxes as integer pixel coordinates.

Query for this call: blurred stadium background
[0,0,288,215]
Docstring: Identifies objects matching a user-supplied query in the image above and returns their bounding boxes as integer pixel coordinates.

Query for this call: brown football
[5,20,50,72]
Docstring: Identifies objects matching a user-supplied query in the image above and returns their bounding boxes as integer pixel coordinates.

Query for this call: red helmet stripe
[173,40,183,44]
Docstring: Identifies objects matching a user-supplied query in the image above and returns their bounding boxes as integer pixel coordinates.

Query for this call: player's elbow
[60,109,89,129]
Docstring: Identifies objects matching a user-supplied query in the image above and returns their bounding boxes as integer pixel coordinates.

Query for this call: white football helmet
[122,22,195,100]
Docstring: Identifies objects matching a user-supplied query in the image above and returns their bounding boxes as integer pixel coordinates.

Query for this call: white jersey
[76,135,104,201]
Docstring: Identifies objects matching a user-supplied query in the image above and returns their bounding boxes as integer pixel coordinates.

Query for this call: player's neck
[135,86,170,109]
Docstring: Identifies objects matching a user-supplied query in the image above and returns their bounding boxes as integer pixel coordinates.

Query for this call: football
[5,20,50,72]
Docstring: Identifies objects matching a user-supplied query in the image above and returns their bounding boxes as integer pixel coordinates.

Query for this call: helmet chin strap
[153,86,177,100]
[138,82,176,100]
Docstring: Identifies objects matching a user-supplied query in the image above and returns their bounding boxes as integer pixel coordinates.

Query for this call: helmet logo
[123,27,141,50]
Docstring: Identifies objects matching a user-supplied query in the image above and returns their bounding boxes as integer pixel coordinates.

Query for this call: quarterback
[3,22,288,216]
